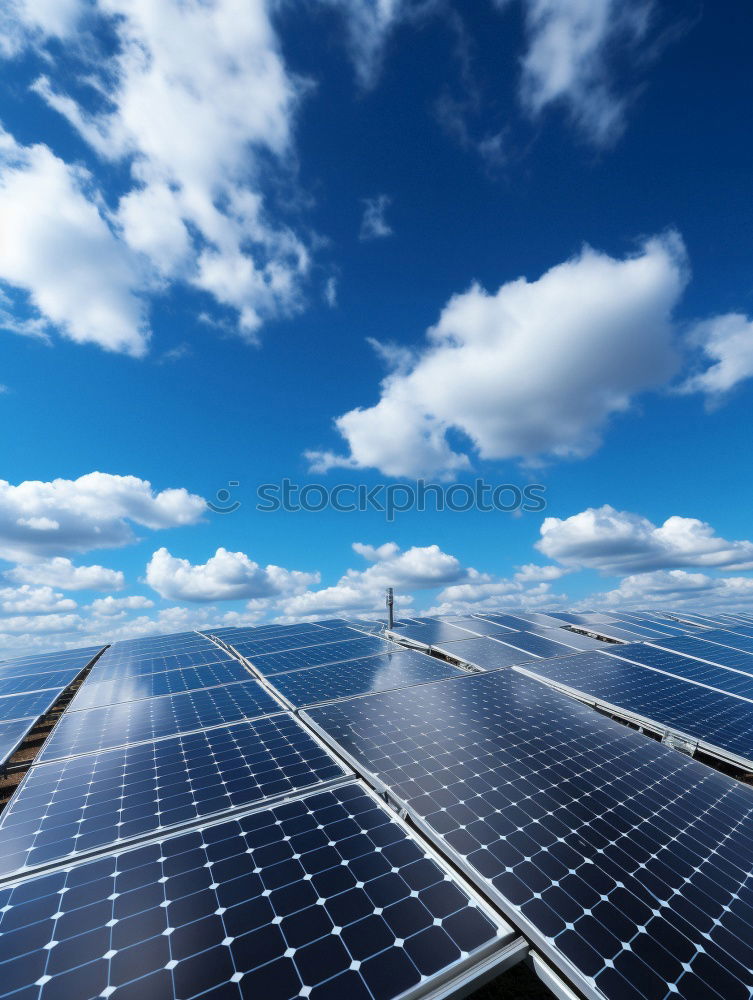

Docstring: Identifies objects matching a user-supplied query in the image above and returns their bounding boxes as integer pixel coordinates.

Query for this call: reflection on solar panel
[614,643,753,701]
[304,670,753,1000]
[388,622,476,647]
[0,669,79,696]
[451,618,516,637]
[69,660,251,711]
[531,628,610,651]
[700,629,753,654]
[230,629,364,658]
[246,636,396,676]
[475,613,548,631]
[651,634,753,675]
[0,719,34,769]
[0,783,515,1000]
[91,649,235,681]
[0,714,348,879]
[515,650,753,767]
[38,679,283,763]
[267,650,466,709]
[493,630,582,658]
[429,637,538,671]
[0,689,60,723]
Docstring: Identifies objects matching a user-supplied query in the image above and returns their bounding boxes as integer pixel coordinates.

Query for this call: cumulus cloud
[510,0,654,145]
[588,569,753,609]
[89,595,154,616]
[538,506,753,574]
[0,130,150,356]
[676,313,753,404]
[6,557,125,591]
[0,473,206,562]
[0,0,85,56]
[426,568,567,616]
[0,584,77,615]
[3,0,312,347]
[308,233,686,477]
[145,547,319,603]
[359,195,393,241]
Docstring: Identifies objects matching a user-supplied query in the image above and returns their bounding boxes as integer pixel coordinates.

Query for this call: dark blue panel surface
[0,719,34,768]
[493,630,581,658]
[446,619,515,637]
[517,650,753,763]
[305,671,753,1000]
[701,630,753,654]
[38,680,283,763]
[230,629,363,658]
[0,649,100,680]
[616,644,753,700]
[0,689,58,723]
[431,637,538,671]
[0,783,507,1000]
[0,714,347,878]
[652,635,753,675]
[70,661,250,711]
[268,650,465,709]
[91,649,235,680]
[247,637,398,677]
[0,670,78,696]
[388,622,471,646]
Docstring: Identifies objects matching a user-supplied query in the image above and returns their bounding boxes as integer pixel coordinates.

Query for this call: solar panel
[429,637,539,671]
[387,622,473,647]
[230,630,364,657]
[0,669,79,697]
[69,661,251,712]
[493,630,582,658]
[303,670,753,1000]
[700,630,753,654]
[266,650,466,709]
[0,689,60,723]
[245,637,399,677]
[515,650,753,768]
[0,782,517,1000]
[650,635,753,675]
[447,618,516,637]
[475,612,554,631]
[0,646,101,672]
[38,679,284,764]
[613,643,753,701]
[0,649,100,680]
[91,648,235,680]
[0,713,349,879]
[528,628,610,651]
[0,719,35,769]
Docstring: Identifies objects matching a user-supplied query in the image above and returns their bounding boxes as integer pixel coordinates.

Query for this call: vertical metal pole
[386,587,394,630]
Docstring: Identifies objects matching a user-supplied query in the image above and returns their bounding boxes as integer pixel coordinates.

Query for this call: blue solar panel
[304,671,753,1000]
[0,719,35,768]
[0,714,348,879]
[38,679,284,763]
[0,669,78,697]
[430,637,538,671]
[387,622,473,646]
[701,630,753,654]
[616,643,753,701]
[0,689,59,723]
[70,661,251,711]
[447,619,515,637]
[493,630,581,658]
[246,637,398,677]
[651,635,753,675]
[267,650,466,709]
[0,783,512,1000]
[230,630,363,657]
[515,650,753,766]
[91,648,235,679]
[475,613,544,630]
[0,648,100,679]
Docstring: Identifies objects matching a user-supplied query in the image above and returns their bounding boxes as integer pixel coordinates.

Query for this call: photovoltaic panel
[266,650,466,709]
[475,613,551,631]
[244,636,398,677]
[608,619,688,637]
[612,643,753,701]
[0,645,101,671]
[0,782,516,1000]
[69,660,251,712]
[229,630,363,658]
[387,622,475,647]
[527,628,610,651]
[515,650,753,767]
[0,713,349,879]
[38,679,284,763]
[699,629,753,654]
[0,669,79,697]
[428,637,539,671]
[0,688,63,723]
[91,648,235,680]
[0,719,35,769]
[492,630,582,658]
[0,649,101,680]
[304,670,753,1000]
[650,635,753,676]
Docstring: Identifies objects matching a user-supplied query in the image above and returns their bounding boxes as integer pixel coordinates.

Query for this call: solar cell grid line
[68,660,253,712]
[0,781,520,1000]
[0,719,37,770]
[302,670,753,1000]
[428,637,539,672]
[37,678,285,764]
[513,650,753,770]
[228,630,381,659]
[473,612,549,631]
[609,643,753,702]
[242,637,401,677]
[0,713,351,880]
[88,650,236,680]
[489,630,584,658]
[696,629,753,654]
[530,629,610,651]
[571,625,643,643]
[96,645,227,669]
[102,636,221,659]
[0,645,102,669]
[265,650,468,710]
[444,619,518,638]
[607,618,688,637]
[0,669,79,696]
[0,652,102,680]
[0,688,61,724]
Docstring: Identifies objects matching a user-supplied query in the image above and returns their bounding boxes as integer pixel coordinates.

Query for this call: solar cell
[0,688,59,723]
[230,630,363,657]
[650,635,753,675]
[515,651,753,767]
[38,679,283,763]
[493,630,581,658]
[69,661,251,712]
[0,719,35,769]
[304,670,753,1000]
[266,650,466,709]
[613,644,753,701]
[701,630,753,654]
[387,622,473,647]
[90,648,235,680]
[0,713,349,879]
[444,618,516,637]
[429,637,538,671]
[0,669,78,696]
[244,637,398,676]
[0,782,516,1000]
[474,613,548,631]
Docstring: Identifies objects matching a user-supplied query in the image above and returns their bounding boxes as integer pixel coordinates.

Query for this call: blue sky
[0,0,751,654]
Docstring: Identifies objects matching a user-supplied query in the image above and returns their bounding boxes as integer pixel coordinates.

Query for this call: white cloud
[308,233,686,477]
[89,594,154,615]
[677,313,753,403]
[0,0,85,56]
[18,0,311,342]
[0,472,206,562]
[514,563,569,583]
[145,547,319,603]
[538,506,753,574]
[0,129,150,356]
[0,584,77,615]
[6,557,125,591]
[589,569,753,609]
[359,195,393,241]
[512,0,653,145]
[322,0,425,87]
[0,612,82,634]
[426,569,566,616]
[323,276,338,308]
